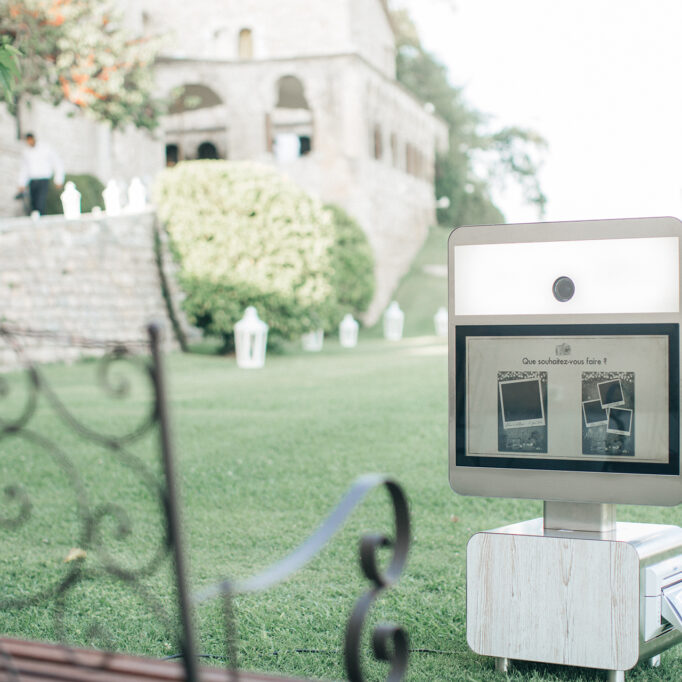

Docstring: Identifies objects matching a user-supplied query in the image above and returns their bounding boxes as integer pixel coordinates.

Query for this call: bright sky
[400,0,682,224]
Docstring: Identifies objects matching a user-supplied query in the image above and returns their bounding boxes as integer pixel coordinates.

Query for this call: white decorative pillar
[60,182,81,219]
[127,177,147,212]
[103,180,121,216]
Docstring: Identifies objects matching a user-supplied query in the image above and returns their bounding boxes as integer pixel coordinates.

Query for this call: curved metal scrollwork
[0,322,198,680]
[194,474,411,682]
[344,479,410,682]
[1,321,412,682]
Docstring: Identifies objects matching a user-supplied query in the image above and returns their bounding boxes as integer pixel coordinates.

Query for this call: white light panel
[454,237,679,316]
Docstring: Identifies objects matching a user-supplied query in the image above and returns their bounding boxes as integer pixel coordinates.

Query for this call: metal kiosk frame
[449,217,682,680]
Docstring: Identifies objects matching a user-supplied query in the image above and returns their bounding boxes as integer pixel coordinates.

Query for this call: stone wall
[0,211,188,369]
[131,0,394,77]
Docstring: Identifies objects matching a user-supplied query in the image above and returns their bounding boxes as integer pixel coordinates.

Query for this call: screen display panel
[455,324,679,474]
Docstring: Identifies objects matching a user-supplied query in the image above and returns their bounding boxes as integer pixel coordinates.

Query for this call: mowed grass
[2,227,682,681]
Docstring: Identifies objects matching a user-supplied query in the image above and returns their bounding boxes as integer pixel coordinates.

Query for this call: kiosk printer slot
[448,217,682,681]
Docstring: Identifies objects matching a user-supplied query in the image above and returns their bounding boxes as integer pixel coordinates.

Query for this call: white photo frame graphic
[582,399,608,427]
[499,378,546,429]
[607,407,633,436]
[598,379,625,408]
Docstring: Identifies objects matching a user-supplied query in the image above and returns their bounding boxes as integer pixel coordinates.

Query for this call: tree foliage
[0,0,165,134]
[391,8,547,226]
[0,38,20,96]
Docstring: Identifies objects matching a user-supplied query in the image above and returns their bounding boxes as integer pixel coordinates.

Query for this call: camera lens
[553,276,575,302]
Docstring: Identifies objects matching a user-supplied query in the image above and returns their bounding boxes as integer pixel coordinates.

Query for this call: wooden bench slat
[0,638,312,682]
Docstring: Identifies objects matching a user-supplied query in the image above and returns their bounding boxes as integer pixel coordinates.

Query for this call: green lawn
[2,227,682,681]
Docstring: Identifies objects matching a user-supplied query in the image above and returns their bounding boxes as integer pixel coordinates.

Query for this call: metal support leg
[606,671,624,682]
[495,657,509,674]
[648,654,661,667]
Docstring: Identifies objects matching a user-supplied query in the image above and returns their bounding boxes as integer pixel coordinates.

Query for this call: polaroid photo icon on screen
[598,379,625,408]
[607,407,633,436]
[499,378,546,429]
[583,399,608,427]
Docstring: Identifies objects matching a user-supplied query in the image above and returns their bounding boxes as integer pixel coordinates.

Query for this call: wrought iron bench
[0,324,410,682]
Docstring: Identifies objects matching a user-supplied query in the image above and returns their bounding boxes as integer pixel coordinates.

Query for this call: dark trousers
[28,178,50,215]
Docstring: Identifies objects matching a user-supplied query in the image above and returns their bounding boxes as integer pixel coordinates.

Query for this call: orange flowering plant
[1,0,166,132]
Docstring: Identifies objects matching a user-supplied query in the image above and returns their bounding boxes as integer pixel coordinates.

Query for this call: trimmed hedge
[325,203,375,317]
[154,161,375,345]
[45,174,105,215]
[153,161,337,342]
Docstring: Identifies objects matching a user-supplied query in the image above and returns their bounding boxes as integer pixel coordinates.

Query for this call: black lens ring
[553,276,575,302]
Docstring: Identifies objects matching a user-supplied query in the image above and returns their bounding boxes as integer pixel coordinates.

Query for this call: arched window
[197,141,219,159]
[238,28,253,59]
[271,75,314,161]
[276,75,309,109]
[169,83,223,114]
[164,83,227,165]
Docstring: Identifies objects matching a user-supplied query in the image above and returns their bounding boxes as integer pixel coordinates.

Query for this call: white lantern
[127,177,147,212]
[339,314,359,348]
[302,328,324,352]
[383,301,404,341]
[434,306,448,337]
[234,306,268,369]
[103,180,121,216]
[60,181,81,219]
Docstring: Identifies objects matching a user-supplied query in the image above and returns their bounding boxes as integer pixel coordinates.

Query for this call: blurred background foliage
[391,7,547,227]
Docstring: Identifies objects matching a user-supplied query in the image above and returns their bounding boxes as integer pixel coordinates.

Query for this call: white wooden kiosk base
[467,503,682,679]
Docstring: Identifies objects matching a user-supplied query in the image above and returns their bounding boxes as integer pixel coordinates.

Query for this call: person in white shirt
[17,133,65,215]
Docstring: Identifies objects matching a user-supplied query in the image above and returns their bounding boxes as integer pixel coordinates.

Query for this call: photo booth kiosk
[448,217,682,680]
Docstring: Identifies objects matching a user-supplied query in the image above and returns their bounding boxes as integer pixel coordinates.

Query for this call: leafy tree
[0,0,165,137]
[391,8,547,226]
[0,38,20,96]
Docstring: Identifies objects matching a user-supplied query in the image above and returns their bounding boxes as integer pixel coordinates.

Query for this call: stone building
[1,0,448,325]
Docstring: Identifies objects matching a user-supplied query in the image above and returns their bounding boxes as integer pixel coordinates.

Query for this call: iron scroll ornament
[0,323,411,682]
[194,474,411,682]
[0,323,200,681]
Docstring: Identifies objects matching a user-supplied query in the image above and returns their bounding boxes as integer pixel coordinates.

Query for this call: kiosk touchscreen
[448,216,682,505]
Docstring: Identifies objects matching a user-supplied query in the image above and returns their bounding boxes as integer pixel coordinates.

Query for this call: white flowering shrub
[155,161,372,343]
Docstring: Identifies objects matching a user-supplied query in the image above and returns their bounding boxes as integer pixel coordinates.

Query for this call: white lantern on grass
[434,306,448,337]
[339,314,359,348]
[234,307,268,368]
[302,328,324,351]
[383,301,404,341]
[60,182,81,219]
